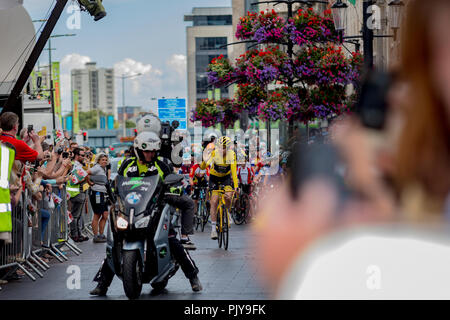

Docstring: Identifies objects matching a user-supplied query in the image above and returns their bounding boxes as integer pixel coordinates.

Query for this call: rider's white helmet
[134,131,161,163]
[136,113,162,136]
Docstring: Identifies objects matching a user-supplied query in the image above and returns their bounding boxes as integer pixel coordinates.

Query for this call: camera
[355,70,393,130]
[27,125,33,134]
[57,147,64,154]
[160,120,180,160]
[62,152,69,159]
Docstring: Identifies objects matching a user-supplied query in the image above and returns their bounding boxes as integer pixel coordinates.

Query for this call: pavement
[0,222,273,300]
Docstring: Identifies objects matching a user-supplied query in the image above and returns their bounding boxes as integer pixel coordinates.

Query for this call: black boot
[90,284,108,296]
[189,276,203,292]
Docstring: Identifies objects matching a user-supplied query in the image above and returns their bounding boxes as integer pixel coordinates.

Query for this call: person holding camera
[67,148,89,242]
[0,112,44,162]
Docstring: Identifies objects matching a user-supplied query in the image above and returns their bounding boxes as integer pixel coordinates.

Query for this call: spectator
[87,153,109,243]
[254,0,450,300]
[39,182,54,245]
[67,147,89,242]
[0,140,16,244]
[0,112,43,162]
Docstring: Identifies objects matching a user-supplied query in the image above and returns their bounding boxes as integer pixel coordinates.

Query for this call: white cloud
[114,58,162,95]
[60,53,92,114]
[166,54,187,78]
[114,58,155,77]
[61,53,91,71]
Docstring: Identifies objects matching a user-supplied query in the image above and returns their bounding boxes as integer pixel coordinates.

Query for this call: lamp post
[117,73,142,137]
[45,33,76,130]
[331,0,405,69]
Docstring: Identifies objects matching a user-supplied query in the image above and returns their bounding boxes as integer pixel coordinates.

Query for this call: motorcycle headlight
[134,215,151,229]
[116,215,129,230]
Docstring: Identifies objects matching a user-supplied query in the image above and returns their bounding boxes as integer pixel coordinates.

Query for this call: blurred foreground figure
[253,0,450,299]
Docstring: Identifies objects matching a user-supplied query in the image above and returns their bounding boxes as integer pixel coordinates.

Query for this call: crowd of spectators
[0,112,109,285]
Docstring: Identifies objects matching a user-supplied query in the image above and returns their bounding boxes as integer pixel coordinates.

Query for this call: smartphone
[355,70,393,130]
[289,143,350,205]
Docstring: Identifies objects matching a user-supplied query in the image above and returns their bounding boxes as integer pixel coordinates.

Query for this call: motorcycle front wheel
[122,250,143,299]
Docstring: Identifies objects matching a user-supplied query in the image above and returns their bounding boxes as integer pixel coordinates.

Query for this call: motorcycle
[105,173,185,299]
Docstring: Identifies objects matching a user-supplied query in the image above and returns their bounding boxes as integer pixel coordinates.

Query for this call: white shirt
[277,225,450,300]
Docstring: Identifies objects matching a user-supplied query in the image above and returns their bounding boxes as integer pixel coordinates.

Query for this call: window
[193,15,232,26]
[196,37,228,51]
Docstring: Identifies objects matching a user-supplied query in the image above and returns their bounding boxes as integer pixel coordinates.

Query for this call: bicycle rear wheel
[241,193,250,224]
[223,206,229,250]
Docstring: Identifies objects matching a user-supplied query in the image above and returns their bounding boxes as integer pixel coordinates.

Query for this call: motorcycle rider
[89,131,202,296]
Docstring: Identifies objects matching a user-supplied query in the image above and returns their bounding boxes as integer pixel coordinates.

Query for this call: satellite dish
[0,4,35,95]
[0,0,23,11]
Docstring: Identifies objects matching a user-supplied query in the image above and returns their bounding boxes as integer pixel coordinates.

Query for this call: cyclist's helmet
[218,136,232,149]
[134,131,161,164]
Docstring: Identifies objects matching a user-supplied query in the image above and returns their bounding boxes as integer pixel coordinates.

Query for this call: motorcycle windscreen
[116,175,160,215]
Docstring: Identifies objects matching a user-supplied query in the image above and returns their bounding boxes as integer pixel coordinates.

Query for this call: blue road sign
[158,98,187,130]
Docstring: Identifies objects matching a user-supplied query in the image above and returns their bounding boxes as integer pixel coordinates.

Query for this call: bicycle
[193,185,209,232]
[231,185,250,225]
[213,187,235,250]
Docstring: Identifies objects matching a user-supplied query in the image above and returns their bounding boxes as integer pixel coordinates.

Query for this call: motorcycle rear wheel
[122,250,143,300]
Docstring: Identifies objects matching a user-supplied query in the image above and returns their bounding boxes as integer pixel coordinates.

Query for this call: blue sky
[23,0,231,115]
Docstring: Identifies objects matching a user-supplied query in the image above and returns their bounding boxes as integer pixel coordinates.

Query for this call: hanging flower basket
[218,98,241,129]
[294,44,362,86]
[190,99,224,128]
[207,55,235,87]
[236,10,286,44]
[307,85,349,119]
[293,8,340,45]
[257,89,289,121]
[236,83,267,117]
[236,46,288,86]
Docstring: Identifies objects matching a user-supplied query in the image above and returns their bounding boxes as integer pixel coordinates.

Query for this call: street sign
[158,98,187,130]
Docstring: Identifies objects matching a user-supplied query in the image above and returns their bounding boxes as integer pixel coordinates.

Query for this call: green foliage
[78,110,111,130]
[126,120,136,128]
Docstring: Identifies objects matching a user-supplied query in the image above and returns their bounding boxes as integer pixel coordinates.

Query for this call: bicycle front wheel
[218,206,223,248]
[195,201,202,231]
[202,202,209,232]
[223,206,229,250]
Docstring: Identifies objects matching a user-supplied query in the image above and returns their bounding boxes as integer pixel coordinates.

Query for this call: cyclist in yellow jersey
[200,136,238,240]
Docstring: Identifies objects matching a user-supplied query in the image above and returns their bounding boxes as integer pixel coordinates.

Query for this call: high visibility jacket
[0,144,15,233]
[67,161,84,198]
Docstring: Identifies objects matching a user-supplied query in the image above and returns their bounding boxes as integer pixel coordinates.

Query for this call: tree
[78,110,112,129]
[126,120,136,128]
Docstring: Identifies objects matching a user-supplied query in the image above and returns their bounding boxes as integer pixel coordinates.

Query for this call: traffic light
[134,129,138,137]
[83,131,88,142]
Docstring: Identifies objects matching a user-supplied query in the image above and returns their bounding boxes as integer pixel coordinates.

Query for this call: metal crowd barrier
[82,190,95,238]
[0,184,82,283]
[0,191,37,281]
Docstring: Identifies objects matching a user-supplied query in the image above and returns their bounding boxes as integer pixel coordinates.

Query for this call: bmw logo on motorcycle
[125,192,142,205]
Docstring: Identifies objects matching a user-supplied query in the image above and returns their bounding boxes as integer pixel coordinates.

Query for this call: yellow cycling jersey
[200,149,239,189]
